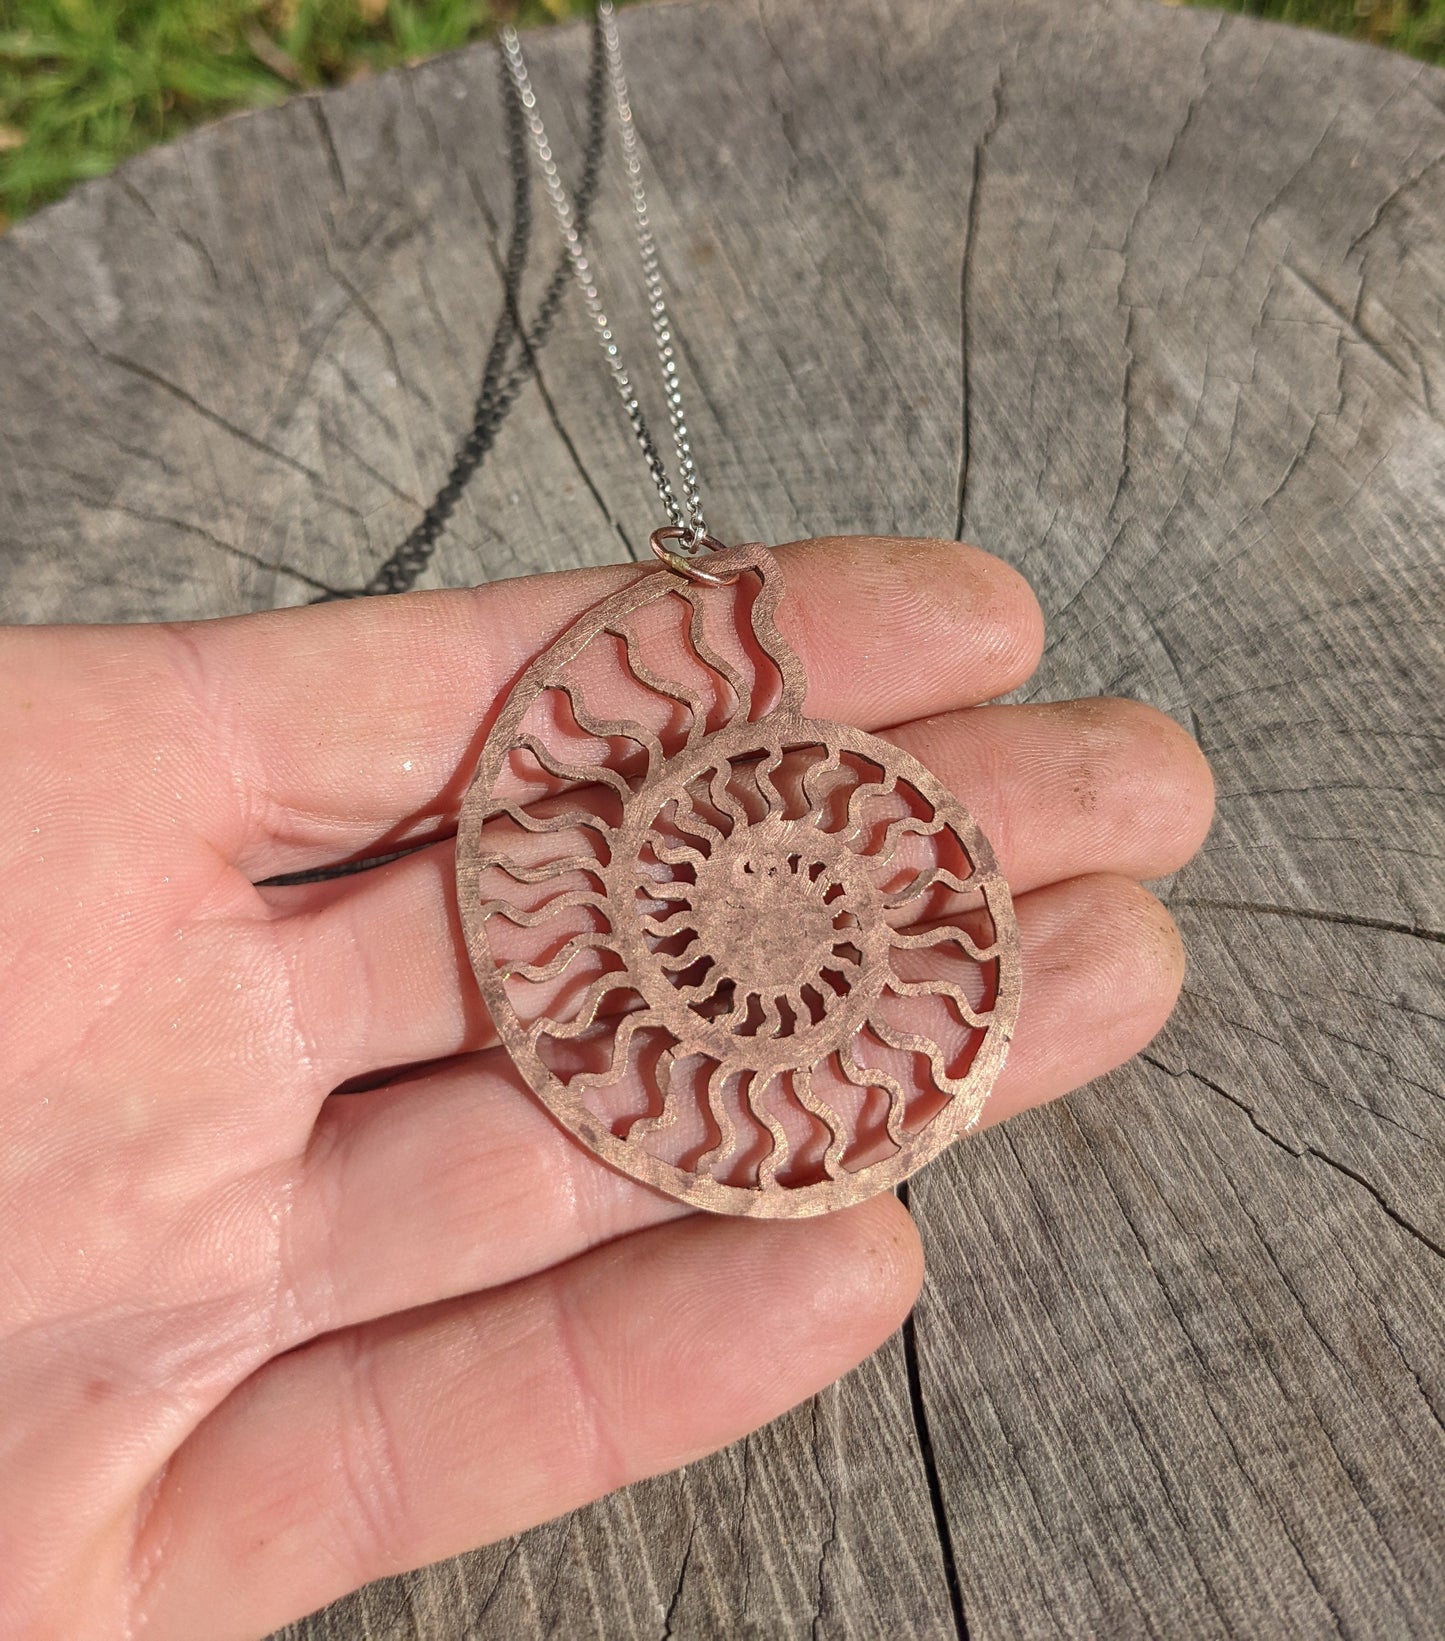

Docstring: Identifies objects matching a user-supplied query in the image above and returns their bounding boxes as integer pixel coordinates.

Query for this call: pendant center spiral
[691,822,844,993]
[619,786,890,1069]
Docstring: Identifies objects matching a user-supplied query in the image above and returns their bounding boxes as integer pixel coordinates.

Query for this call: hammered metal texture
[456,545,1021,1216]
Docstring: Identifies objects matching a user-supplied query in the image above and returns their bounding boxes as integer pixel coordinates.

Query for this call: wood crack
[1140,1054,1444,1260]
[76,336,366,520]
[528,365,643,563]
[660,1502,696,1639]
[1348,147,1445,257]
[896,1180,969,1640]
[1280,261,1410,386]
[115,175,222,288]
[324,251,439,417]
[1377,1313,1445,1435]
[1198,968,1445,1038]
[809,1398,837,1641]
[1107,11,1225,525]
[1172,896,1445,946]
[1001,1131,1244,1637]
[306,95,350,198]
[1066,1107,1345,1636]
[954,65,1006,543]
[74,497,345,599]
[317,406,426,509]
[737,1433,754,1618]
[1203,1124,1427,1593]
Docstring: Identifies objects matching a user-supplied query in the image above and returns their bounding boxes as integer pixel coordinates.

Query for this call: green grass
[0,0,593,224]
[0,0,1441,227]
[1202,0,1445,61]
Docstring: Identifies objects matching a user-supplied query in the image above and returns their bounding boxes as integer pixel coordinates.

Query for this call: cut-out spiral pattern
[456,545,1021,1216]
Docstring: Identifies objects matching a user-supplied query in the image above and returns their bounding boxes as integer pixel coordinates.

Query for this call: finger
[136,1197,922,1641]
[266,697,1208,1083]
[987,871,1185,1114]
[890,695,1214,890]
[184,537,1043,875]
[273,873,1181,1345]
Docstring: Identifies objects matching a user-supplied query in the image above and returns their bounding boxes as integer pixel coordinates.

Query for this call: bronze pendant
[456,545,1021,1216]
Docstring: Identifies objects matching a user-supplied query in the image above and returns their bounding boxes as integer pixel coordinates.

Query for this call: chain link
[501,0,709,549]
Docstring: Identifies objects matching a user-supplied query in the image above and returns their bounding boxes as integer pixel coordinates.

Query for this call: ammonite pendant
[456,545,1021,1217]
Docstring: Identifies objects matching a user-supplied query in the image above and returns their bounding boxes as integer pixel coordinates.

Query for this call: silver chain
[500,1,709,548]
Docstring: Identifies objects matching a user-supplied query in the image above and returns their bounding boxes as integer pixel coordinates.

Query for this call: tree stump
[1,0,1441,1635]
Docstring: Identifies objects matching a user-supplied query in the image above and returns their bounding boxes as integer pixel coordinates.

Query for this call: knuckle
[538,1275,631,1500]
[333,1333,413,1571]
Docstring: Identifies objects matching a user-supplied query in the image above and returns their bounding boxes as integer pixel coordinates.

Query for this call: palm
[0,538,1212,1639]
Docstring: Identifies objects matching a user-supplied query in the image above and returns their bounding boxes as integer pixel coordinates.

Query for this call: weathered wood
[1,0,1441,1635]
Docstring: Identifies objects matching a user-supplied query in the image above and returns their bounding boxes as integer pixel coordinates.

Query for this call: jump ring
[649,525,740,586]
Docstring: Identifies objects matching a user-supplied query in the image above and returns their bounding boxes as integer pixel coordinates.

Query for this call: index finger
[185,536,1042,875]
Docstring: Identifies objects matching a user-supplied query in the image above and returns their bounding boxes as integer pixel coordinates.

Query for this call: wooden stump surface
[1,0,1442,1634]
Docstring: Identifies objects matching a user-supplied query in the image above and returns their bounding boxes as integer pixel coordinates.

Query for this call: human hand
[0,538,1212,1639]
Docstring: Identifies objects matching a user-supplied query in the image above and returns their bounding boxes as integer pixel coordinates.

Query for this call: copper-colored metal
[456,545,1022,1217]
[648,525,740,585]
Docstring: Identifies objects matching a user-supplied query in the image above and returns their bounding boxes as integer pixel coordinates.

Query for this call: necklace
[455,2,1021,1218]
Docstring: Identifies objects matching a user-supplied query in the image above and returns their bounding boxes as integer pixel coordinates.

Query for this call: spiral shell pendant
[456,545,1022,1216]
